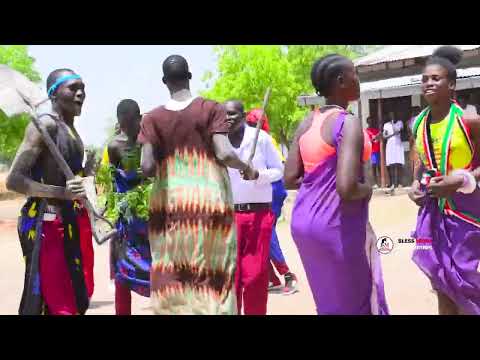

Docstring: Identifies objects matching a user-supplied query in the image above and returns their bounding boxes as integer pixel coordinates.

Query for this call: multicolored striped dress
[137,97,237,315]
[412,103,480,314]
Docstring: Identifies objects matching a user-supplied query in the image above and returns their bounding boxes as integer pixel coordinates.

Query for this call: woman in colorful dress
[105,99,152,315]
[284,54,389,315]
[409,46,480,315]
[137,55,257,314]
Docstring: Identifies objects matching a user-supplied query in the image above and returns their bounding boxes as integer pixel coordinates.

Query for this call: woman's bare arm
[336,114,372,201]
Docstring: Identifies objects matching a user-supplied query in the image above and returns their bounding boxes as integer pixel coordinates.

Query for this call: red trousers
[234,209,274,315]
[269,261,290,286]
[115,280,132,315]
[40,209,94,315]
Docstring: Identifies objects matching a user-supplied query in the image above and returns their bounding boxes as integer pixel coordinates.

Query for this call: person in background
[457,94,478,116]
[365,116,381,188]
[106,99,152,315]
[245,109,298,296]
[383,111,404,195]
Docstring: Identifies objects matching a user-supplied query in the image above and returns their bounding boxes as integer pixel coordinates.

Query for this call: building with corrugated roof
[353,45,480,187]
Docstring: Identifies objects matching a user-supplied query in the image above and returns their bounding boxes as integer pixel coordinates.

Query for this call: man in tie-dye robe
[137,55,257,314]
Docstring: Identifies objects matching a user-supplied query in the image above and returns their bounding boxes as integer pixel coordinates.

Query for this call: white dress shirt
[227,125,284,204]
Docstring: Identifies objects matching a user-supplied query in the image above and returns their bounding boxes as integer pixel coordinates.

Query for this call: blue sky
[29,45,217,147]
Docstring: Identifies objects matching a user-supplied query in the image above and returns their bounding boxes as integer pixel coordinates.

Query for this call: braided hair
[310,54,351,97]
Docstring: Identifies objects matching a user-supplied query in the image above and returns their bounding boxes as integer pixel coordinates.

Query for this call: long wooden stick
[248,87,272,163]
[31,112,116,244]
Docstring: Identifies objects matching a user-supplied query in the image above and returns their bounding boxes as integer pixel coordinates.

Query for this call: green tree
[202,46,302,144]
[0,45,41,164]
[201,45,363,144]
[0,45,41,82]
[286,45,357,93]
[0,112,30,163]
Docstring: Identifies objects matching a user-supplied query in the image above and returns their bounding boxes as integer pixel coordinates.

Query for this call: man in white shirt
[225,100,284,315]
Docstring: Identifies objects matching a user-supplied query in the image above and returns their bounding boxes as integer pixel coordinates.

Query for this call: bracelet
[451,169,477,194]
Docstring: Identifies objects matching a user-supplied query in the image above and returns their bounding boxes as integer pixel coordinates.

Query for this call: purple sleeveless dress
[291,111,389,315]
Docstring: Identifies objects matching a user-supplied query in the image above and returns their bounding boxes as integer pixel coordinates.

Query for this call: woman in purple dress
[284,54,389,315]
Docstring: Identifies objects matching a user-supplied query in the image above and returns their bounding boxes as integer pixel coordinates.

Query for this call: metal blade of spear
[0,65,116,244]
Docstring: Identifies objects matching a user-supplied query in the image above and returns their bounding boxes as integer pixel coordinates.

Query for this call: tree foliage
[0,112,30,164]
[202,45,382,143]
[0,45,41,82]
[0,45,41,164]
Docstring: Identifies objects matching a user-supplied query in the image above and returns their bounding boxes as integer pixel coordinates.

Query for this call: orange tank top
[299,109,371,173]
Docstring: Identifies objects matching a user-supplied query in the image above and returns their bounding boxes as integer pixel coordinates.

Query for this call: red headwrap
[246,108,270,133]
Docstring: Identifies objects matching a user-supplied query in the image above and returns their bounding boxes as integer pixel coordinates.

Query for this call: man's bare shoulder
[21,114,57,147]
[37,113,58,132]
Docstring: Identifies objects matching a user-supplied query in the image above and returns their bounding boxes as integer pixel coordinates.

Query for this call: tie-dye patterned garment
[138,97,237,315]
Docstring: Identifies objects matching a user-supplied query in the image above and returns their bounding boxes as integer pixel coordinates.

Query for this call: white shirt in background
[227,125,284,205]
[383,120,405,166]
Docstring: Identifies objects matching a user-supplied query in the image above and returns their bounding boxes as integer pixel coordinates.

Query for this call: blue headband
[47,74,82,97]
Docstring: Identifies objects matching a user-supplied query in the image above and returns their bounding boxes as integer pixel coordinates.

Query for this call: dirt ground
[0,190,437,315]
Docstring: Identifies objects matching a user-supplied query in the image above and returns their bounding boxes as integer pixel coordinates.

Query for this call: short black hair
[162,55,191,81]
[426,46,463,82]
[117,99,140,117]
[224,99,244,113]
[46,68,75,97]
[310,54,351,97]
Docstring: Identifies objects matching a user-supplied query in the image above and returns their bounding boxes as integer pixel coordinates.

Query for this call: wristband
[451,169,477,194]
